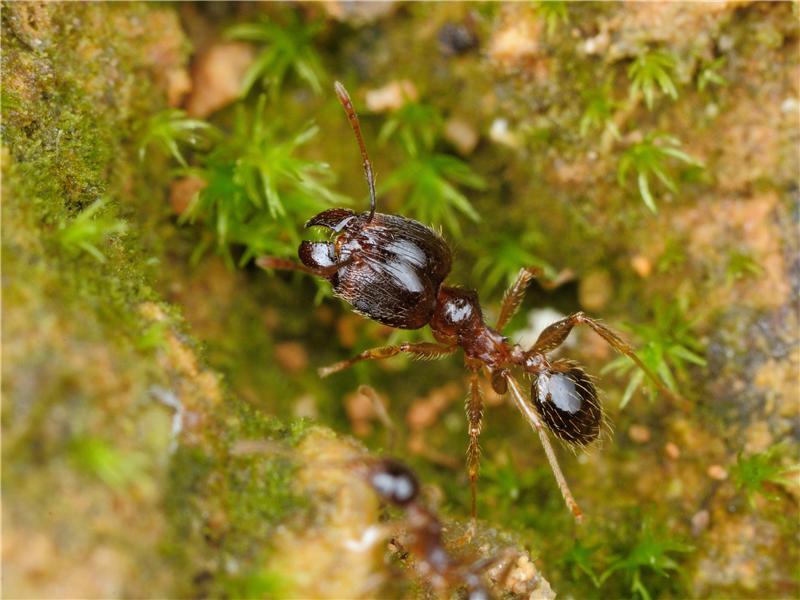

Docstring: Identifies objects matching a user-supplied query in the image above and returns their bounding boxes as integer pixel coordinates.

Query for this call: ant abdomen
[531,362,601,446]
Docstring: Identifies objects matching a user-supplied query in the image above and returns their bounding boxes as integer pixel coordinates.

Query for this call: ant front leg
[256,255,349,278]
[319,342,456,378]
[530,311,686,406]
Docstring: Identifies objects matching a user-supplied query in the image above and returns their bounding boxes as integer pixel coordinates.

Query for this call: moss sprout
[382,152,484,238]
[226,11,326,99]
[473,234,555,297]
[696,56,729,92]
[57,198,128,263]
[379,101,442,158]
[138,109,214,168]
[379,100,484,237]
[561,539,602,588]
[627,49,680,110]
[600,520,693,600]
[617,133,703,213]
[579,81,620,140]
[180,94,348,266]
[732,445,800,508]
[602,300,706,407]
[69,437,147,489]
[725,250,764,284]
[535,1,569,37]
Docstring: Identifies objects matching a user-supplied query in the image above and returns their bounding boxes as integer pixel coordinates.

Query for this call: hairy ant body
[358,458,493,600]
[258,82,678,523]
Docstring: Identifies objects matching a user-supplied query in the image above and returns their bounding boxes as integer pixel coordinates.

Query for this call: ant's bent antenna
[334,81,377,222]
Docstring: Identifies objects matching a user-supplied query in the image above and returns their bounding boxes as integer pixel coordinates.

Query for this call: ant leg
[448,364,483,547]
[256,255,347,278]
[356,385,397,451]
[529,312,686,406]
[495,267,576,332]
[503,371,583,523]
[319,342,456,378]
[495,267,542,331]
[465,363,484,522]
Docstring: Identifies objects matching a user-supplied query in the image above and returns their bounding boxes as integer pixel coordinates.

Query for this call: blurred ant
[258,82,680,523]
[355,458,496,600]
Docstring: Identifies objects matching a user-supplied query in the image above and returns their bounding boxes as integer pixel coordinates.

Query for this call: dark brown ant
[357,458,494,600]
[257,81,681,523]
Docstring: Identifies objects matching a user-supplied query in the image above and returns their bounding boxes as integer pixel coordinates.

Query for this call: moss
[4,2,798,598]
[162,430,304,598]
[2,3,326,597]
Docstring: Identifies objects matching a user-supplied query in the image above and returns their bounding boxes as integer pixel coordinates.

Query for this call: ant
[258,81,680,524]
[356,458,496,600]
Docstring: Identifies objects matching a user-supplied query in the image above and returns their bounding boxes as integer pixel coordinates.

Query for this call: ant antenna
[334,81,377,222]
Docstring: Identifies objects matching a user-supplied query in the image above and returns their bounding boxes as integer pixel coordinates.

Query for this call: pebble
[274,341,309,373]
[691,509,710,536]
[437,21,478,56]
[186,42,255,118]
[489,118,521,148]
[665,442,681,460]
[292,394,318,420]
[707,464,729,480]
[631,254,653,278]
[444,117,479,155]
[581,31,609,55]
[364,80,418,112]
[322,1,395,24]
[628,424,652,444]
[578,269,613,312]
[169,176,206,215]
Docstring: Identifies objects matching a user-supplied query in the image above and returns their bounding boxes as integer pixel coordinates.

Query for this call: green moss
[732,444,800,508]
[162,404,311,598]
[5,2,798,598]
[68,436,149,489]
[226,10,326,99]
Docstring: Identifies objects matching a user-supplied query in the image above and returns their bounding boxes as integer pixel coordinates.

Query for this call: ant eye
[532,366,601,446]
[369,459,420,506]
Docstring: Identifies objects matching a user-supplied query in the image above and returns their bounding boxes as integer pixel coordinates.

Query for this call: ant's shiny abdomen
[532,362,601,446]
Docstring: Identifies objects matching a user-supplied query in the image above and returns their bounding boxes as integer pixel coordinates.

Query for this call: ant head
[298,208,361,272]
[305,207,358,232]
[531,361,601,446]
[365,458,420,506]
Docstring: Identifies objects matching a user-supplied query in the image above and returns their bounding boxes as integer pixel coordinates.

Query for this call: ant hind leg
[529,311,686,407]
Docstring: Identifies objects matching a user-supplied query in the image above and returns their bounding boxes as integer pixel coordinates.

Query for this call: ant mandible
[258,81,680,523]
